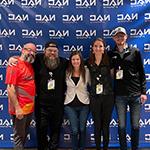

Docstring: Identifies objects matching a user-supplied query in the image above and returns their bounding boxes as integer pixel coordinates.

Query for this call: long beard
[23,54,35,63]
[44,56,60,70]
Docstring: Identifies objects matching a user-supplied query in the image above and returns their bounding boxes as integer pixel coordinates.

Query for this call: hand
[15,106,24,120]
[140,94,147,105]
[8,56,18,66]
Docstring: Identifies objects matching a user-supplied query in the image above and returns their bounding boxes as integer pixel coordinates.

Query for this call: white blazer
[64,66,90,105]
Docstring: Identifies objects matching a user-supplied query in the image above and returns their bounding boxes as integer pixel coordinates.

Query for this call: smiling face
[113,32,127,46]
[71,54,81,69]
[22,43,37,63]
[44,47,60,70]
[92,40,105,56]
[44,47,58,60]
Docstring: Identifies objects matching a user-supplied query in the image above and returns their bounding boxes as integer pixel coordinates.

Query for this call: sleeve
[5,66,18,85]
[85,67,91,86]
[64,58,69,70]
[32,53,43,94]
[136,50,146,94]
[32,53,43,71]
[84,59,89,67]
[107,51,114,69]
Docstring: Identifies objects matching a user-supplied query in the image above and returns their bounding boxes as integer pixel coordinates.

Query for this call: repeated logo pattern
[0,0,150,148]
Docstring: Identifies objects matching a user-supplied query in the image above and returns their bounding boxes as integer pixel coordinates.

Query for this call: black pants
[12,113,32,150]
[90,95,114,150]
[35,102,64,150]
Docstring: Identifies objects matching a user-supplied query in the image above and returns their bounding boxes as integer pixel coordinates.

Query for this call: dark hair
[88,38,109,65]
[67,51,86,83]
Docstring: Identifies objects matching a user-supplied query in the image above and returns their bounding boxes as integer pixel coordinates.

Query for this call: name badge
[96,84,103,94]
[47,80,55,90]
[116,70,123,79]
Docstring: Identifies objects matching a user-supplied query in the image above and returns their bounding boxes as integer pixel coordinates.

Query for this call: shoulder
[128,46,140,55]
[60,57,68,63]
[35,53,44,60]
[128,46,139,52]
[84,59,91,68]
[6,65,18,73]
[10,58,23,69]
[107,50,116,57]
[59,57,69,68]
[84,65,89,71]
[33,53,44,66]
[5,63,19,81]
[84,65,90,74]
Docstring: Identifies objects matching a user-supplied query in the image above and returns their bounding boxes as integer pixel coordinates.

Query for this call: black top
[86,60,113,96]
[33,53,68,106]
[108,46,146,96]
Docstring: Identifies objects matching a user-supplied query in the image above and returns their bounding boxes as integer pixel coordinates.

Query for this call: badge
[116,70,123,79]
[96,84,103,94]
[47,80,55,90]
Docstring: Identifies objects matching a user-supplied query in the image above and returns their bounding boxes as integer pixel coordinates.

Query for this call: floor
[0,148,150,150]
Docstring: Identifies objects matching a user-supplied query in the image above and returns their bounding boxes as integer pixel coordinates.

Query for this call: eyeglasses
[23,47,37,54]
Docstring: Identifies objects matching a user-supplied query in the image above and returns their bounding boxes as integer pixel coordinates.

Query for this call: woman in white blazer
[64,51,90,150]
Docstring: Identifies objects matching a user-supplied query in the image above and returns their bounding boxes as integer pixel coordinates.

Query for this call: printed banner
[0,0,150,148]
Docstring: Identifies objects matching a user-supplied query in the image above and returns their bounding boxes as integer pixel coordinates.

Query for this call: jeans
[64,105,89,150]
[115,96,141,150]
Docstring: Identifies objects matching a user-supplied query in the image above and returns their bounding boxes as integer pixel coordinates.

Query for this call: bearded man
[33,42,67,150]
[5,43,37,150]
[8,42,67,150]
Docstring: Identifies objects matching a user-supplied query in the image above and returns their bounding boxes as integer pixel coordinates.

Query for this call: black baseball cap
[44,41,58,49]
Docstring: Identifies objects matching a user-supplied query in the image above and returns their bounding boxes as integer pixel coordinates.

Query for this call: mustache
[24,53,35,63]
[28,53,35,58]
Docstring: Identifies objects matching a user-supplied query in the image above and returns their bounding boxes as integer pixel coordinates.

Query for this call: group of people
[5,26,147,150]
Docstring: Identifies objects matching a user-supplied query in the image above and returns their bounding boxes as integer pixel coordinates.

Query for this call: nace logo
[8,14,29,22]
[48,0,69,8]
[76,0,96,8]
[21,0,42,7]
[103,0,123,8]
[0,0,14,7]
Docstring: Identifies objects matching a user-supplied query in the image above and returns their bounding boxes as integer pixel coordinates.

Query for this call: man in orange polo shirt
[5,43,37,150]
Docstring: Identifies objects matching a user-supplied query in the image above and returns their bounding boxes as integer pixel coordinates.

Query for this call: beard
[23,53,35,63]
[44,56,60,70]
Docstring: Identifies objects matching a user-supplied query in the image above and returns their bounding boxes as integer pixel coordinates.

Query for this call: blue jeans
[64,105,89,150]
[115,96,141,150]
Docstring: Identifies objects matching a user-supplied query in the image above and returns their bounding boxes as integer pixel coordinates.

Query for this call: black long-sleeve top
[33,53,68,106]
[108,46,146,96]
[86,60,113,97]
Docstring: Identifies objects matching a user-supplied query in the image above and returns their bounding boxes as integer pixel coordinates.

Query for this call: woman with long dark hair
[87,38,114,150]
[64,51,90,150]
